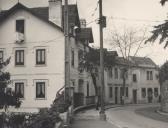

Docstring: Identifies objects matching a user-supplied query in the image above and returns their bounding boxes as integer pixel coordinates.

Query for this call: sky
[0,0,168,65]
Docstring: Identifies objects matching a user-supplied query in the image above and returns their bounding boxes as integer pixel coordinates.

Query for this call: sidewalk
[70,108,118,128]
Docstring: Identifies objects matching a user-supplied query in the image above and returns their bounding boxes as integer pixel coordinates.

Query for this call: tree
[145,0,168,48]
[79,47,116,109]
[0,57,21,111]
[158,61,168,112]
[108,28,148,104]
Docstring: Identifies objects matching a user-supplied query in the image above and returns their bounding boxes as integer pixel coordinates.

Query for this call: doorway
[147,88,153,103]
[133,90,137,104]
[115,87,118,104]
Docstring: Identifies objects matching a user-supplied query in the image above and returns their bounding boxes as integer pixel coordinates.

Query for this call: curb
[73,104,96,114]
[156,109,168,116]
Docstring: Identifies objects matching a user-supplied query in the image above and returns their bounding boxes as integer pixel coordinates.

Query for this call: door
[147,88,153,103]
[115,87,118,104]
[133,90,137,104]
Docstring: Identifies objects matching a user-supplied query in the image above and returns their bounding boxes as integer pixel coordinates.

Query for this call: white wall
[0,9,65,110]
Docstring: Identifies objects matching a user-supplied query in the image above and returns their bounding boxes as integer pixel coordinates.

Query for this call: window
[109,87,113,98]
[15,50,24,65]
[141,88,146,98]
[114,68,118,79]
[36,82,45,98]
[87,82,89,97]
[120,87,123,96]
[154,88,158,97]
[71,50,75,67]
[36,49,46,65]
[16,20,24,34]
[126,87,128,97]
[0,51,3,63]
[147,71,153,80]
[15,82,24,98]
[120,69,123,79]
[78,50,83,65]
[108,68,113,78]
[133,74,137,82]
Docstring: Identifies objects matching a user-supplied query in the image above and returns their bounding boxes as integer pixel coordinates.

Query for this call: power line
[91,1,99,17]
[86,16,164,27]
[86,18,99,26]
[107,16,163,23]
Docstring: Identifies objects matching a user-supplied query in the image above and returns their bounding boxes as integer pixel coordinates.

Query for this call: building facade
[0,1,94,112]
[104,56,160,104]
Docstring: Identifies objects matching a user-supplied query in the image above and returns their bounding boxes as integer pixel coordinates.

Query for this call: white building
[105,55,160,104]
[0,1,94,112]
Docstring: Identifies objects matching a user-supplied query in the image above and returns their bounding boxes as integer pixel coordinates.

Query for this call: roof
[0,3,81,29]
[115,56,157,68]
[0,3,62,31]
[129,56,157,67]
[0,3,93,43]
[76,28,94,43]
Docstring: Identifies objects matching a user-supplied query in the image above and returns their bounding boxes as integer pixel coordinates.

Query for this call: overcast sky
[0,0,168,65]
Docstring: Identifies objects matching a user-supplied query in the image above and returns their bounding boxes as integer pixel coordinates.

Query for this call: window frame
[154,88,159,97]
[16,19,25,34]
[109,86,113,98]
[126,87,129,97]
[133,74,137,82]
[71,49,75,67]
[15,82,24,99]
[36,82,46,99]
[141,88,146,98]
[114,68,118,79]
[108,68,113,79]
[147,71,153,80]
[36,49,46,65]
[0,51,4,63]
[15,50,24,66]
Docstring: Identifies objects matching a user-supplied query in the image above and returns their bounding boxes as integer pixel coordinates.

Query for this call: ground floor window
[15,82,24,98]
[141,88,146,98]
[154,88,159,97]
[36,82,45,98]
[109,87,113,98]
[126,87,128,97]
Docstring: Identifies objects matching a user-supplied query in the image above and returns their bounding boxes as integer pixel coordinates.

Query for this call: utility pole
[99,0,106,121]
[64,0,70,102]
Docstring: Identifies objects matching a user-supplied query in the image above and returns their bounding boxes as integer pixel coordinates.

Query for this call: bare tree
[108,28,148,104]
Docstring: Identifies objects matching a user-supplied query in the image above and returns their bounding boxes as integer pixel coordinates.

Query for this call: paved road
[106,104,168,128]
[71,109,118,128]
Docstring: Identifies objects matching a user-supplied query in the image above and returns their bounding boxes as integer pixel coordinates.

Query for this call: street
[106,104,168,128]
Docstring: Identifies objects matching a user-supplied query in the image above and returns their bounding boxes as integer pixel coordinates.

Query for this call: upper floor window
[16,20,24,34]
[36,49,46,65]
[108,68,113,78]
[78,50,83,65]
[133,74,137,82]
[15,82,24,98]
[36,82,45,99]
[71,50,75,67]
[15,50,24,65]
[147,71,153,80]
[114,68,118,79]
[0,51,3,63]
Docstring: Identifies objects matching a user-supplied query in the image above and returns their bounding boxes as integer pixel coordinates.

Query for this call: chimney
[80,19,86,28]
[49,0,62,27]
